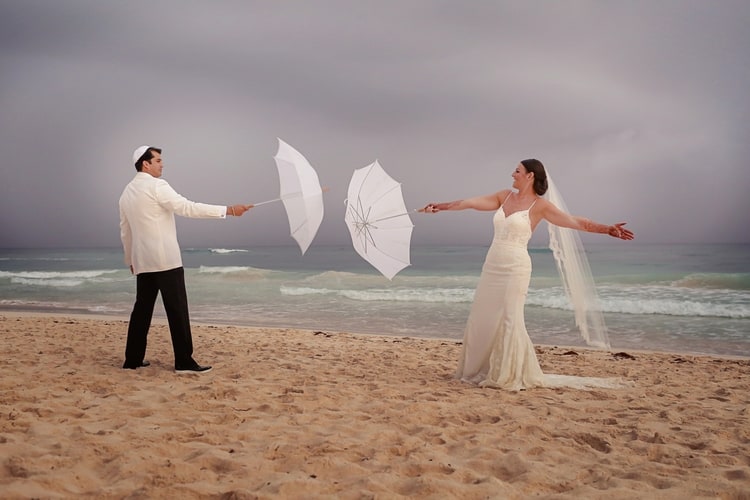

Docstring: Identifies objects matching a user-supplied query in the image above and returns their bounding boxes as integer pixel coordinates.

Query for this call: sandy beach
[1,313,748,499]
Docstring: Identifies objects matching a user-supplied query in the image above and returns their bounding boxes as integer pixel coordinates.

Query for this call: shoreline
[1,313,749,497]
[2,307,748,361]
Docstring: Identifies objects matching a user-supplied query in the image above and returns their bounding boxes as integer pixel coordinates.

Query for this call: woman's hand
[608,222,634,240]
[419,203,439,213]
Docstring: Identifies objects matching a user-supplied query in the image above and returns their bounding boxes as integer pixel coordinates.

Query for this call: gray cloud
[1,0,748,248]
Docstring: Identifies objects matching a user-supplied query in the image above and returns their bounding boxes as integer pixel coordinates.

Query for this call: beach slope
[1,314,748,498]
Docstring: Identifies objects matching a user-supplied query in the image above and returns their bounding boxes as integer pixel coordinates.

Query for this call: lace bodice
[492,208,533,247]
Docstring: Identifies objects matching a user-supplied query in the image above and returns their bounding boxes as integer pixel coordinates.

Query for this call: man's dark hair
[135,147,162,171]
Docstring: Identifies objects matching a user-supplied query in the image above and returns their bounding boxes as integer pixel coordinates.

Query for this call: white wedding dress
[455,202,627,391]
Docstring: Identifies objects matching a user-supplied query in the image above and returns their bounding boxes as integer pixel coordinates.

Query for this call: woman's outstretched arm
[537,198,634,240]
[420,190,510,213]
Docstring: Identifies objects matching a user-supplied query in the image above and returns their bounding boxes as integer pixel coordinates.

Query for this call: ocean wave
[1,298,72,308]
[301,270,408,286]
[672,273,750,291]
[0,256,73,261]
[281,285,474,303]
[598,298,750,319]
[0,299,126,314]
[302,270,366,281]
[209,248,249,254]
[527,293,750,319]
[301,270,480,288]
[280,286,333,296]
[0,269,120,287]
[184,247,247,254]
[340,288,473,303]
[197,265,274,280]
[280,283,750,319]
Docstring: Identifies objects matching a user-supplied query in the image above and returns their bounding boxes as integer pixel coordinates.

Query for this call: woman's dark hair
[521,158,548,196]
[135,147,162,171]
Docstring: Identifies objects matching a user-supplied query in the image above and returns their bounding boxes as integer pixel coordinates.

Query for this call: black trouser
[123,267,195,369]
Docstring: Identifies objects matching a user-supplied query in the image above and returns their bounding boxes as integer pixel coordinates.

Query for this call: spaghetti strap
[501,193,538,218]
[502,191,513,206]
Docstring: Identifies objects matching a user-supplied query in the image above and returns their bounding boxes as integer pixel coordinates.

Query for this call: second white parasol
[344,160,414,280]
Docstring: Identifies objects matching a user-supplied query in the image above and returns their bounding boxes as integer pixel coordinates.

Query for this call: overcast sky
[1,0,748,249]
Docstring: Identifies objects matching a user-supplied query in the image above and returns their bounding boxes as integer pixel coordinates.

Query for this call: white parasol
[254,138,324,254]
[344,160,414,280]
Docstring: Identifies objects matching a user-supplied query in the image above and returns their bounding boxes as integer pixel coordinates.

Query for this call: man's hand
[228,204,254,216]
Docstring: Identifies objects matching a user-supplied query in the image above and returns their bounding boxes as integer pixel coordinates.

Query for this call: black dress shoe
[175,364,212,374]
[123,360,151,369]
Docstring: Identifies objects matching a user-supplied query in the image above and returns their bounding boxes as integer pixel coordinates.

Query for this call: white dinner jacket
[119,172,227,275]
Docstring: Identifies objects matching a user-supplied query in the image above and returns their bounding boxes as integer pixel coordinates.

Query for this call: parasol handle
[253,187,329,206]
[369,208,420,224]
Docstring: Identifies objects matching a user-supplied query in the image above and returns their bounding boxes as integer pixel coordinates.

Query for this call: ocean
[1,243,748,357]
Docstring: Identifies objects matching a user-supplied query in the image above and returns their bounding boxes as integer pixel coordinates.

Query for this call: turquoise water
[1,244,748,357]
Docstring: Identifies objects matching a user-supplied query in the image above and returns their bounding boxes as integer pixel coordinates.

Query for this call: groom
[119,145,252,373]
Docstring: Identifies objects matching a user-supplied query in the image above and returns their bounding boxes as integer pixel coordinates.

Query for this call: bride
[421,159,634,390]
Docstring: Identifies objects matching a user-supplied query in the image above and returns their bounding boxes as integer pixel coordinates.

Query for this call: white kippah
[132,145,150,164]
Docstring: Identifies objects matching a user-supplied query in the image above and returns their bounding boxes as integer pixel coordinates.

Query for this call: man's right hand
[229,204,254,216]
